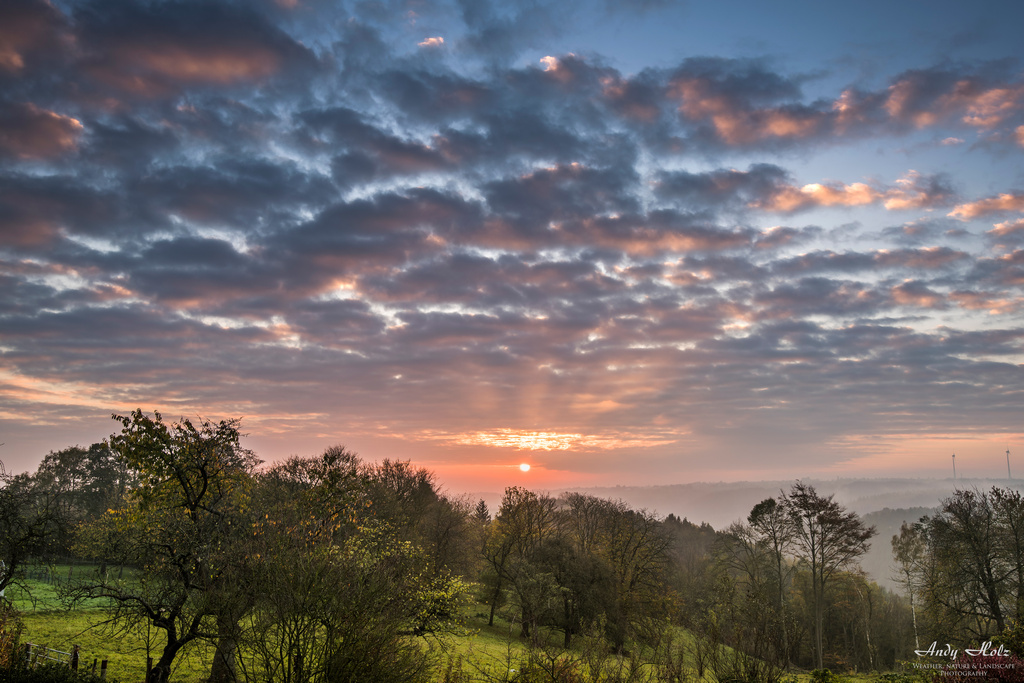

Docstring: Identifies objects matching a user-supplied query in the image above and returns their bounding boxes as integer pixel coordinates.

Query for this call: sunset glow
[0,0,1022,490]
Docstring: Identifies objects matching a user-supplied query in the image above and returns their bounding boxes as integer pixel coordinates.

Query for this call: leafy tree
[662,513,716,628]
[238,448,464,683]
[533,533,614,648]
[33,443,135,525]
[598,501,672,652]
[922,487,1024,639]
[749,497,796,663]
[0,462,65,599]
[494,487,559,639]
[69,410,258,683]
[993,488,1024,621]
[784,481,876,670]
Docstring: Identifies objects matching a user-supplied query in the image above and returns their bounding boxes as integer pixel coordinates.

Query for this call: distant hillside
[469,477,1024,591]
[569,477,1024,529]
[859,507,935,591]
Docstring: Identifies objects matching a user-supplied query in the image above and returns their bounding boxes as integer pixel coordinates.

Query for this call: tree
[599,502,672,652]
[238,448,464,683]
[891,520,928,649]
[69,410,258,683]
[491,487,559,638]
[924,488,1019,639]
[33,443,135,526]
[993,487,1024,622]
[783,481,876,670]
[749,497,796,666]
[0,462,65,599]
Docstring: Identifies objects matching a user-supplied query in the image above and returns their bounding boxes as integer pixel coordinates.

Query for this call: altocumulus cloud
[0,0,1023,485]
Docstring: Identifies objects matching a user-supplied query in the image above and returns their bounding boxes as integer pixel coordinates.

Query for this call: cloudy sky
[2,0,1024,491]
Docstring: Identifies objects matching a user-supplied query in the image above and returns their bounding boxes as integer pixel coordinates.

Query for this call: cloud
[0,0,1022,484]
[0,0,70,74]
[988,219,1024,246]
[949,192,1024,220]
[0,102,82,159]
[74,0,317,97]
[752,171,954,214]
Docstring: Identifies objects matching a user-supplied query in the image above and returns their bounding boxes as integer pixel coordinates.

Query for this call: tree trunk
[910,589,920,650]
[813,574,824,670]
[488,575,503,626]
[150,640,184,683]
[207,614,239,683]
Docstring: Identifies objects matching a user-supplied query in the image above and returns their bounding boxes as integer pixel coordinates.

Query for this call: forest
[3,411,1024,683]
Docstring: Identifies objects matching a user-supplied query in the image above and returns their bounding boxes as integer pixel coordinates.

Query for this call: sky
[2,0,1024,492]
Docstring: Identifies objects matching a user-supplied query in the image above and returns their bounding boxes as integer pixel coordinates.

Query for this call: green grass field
[5,569,911,683]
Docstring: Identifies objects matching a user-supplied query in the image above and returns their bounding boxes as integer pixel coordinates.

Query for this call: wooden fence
[23,642,110,678]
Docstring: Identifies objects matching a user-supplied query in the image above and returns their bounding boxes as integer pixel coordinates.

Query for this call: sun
[519,463,531,472]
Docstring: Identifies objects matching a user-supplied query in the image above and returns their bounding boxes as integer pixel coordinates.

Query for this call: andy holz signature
[915,641,1012,660]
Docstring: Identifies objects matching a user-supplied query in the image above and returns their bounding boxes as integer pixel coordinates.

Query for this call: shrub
[0,604,23,669]
[0,662,114,683]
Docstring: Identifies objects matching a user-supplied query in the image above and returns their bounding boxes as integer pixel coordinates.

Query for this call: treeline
[1,411,1021,682]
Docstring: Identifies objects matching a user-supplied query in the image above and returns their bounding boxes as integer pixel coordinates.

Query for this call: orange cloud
[418,36,444,48]
[756,171,951,213]
[949,193,1024,220]
[885,77,1024,131]
[600,76,660,122]
[0,102,82,159]
[960,85,1024,129]
[0,0,68,73]
[131,44,280,84]
[443,428,678,452]
[754,181,879,212]
[882,170,952,210]
[87,28,293,98]
[891,282,945,309]
[669,77,821,145]
[989,219,1024,240]
[884,78,938,127]
[539,54,577,84]
[949,291,1021,315]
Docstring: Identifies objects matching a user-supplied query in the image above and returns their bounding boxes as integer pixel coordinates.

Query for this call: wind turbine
[1008,447,1012,480]
[952,452,956,480]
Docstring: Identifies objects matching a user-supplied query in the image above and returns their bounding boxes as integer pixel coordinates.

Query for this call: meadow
[7,567,923,683]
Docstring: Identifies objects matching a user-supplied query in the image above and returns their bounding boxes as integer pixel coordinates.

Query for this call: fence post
[100,659,108,679]
[71,644,79,670]
[22,643,31,666]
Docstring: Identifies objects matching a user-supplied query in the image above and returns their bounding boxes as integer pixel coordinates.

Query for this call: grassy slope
[10,573,893,683]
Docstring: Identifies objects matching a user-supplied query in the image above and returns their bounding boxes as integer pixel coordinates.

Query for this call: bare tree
[892,520,928,649]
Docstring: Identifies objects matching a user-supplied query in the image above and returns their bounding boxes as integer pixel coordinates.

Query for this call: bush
[994,619,1024,658]
[0,662,114,683]
[0,604,24,669]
